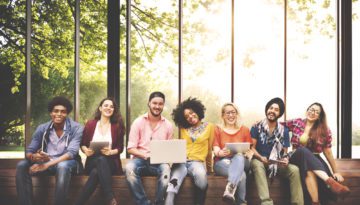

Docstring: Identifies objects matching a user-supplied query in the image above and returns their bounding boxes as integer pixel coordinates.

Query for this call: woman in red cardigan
[74,97,125,205]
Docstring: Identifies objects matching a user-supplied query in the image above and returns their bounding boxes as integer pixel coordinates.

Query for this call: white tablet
[89,141,110,153]
[225,142,251,154]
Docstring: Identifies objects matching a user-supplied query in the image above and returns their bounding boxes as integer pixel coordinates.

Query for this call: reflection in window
[353,1,360,158]
[286,0,337,156]
[129,0,179,132]
[0,0,26,158]
[80,0,107,124]
[234,0,284,127]
[183,0,231,125]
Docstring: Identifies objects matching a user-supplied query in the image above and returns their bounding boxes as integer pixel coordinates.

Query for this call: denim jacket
[26,117,83,159]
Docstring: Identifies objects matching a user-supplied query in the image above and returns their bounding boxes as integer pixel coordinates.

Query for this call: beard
[266,112,279,122]
[150,108,162,117]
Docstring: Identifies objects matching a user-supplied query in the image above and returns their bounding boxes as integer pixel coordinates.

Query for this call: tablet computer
[89,141,110,153]
[225,142,250,154]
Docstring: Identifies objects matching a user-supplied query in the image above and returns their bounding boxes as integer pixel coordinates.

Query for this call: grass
[0,146,24,151]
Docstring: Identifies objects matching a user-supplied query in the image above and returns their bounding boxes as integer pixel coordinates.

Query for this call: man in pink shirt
[125,91,173,205]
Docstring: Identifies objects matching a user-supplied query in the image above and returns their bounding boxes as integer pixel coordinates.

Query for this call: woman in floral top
[165,97,214,205]
[284,102,350,205]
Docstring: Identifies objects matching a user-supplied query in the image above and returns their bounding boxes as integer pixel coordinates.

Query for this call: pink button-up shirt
[127,113,173,155]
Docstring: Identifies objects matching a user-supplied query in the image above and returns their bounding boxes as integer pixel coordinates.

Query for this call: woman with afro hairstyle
[165,97,215,205]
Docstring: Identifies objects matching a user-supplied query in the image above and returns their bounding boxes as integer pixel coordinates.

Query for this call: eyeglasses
[224,111,237,116]
[308,108,320,115]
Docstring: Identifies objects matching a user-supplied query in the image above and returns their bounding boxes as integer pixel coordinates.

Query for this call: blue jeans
[214,154,248,205]
[16,159,79,205]
[167,161,208,204]
[125,158,170,205]
[74,155,117,205]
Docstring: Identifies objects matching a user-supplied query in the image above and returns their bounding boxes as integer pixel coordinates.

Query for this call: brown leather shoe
[325,177,350,199]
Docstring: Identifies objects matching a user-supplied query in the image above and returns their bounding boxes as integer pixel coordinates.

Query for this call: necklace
[187,122,208,142]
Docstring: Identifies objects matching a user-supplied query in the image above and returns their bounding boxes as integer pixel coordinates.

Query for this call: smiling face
[306,104,322,122]
[50,105,68,125]
[148,96,164,117]
[266,103,280,122]
[184,108,200,126]
[222,105,238,127]
[99,99,114,118]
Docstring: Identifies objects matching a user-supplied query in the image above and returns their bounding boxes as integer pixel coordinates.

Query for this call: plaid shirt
[284,118,332,153]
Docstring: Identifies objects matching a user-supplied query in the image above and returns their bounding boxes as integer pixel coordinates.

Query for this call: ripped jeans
[167,161,208,204]
[125,158,170,205]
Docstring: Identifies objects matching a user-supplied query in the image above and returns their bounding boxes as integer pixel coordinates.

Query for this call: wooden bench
[0,159,359,205]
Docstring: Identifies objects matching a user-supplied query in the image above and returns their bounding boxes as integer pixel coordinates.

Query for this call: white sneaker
[223,182,237,203]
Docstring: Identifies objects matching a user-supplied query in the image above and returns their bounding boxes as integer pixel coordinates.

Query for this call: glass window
[80,0,107,124]
[0,0,26,158]
[130,0,179,135]
[286,0,337,155]
[30,0,75,144]
[353,0,360,158]
[183,0,231,126]
[234,0,284,127]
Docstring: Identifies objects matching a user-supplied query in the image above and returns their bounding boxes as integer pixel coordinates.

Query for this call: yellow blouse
[180,123,215,172]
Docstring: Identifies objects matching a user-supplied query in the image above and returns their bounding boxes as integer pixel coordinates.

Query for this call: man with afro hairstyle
[16,96,83,205]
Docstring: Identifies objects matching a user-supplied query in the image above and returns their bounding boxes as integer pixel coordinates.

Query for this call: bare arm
[251,138,268,163]
[324,147,344,182]
[128,148,148,160]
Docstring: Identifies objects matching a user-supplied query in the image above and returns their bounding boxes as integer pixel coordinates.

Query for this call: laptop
[150,139,187,164]
[225,142,251,154]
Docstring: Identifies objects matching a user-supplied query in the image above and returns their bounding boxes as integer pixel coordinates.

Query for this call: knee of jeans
[194,172,207,190]
[89,168,98,177]
[234,154,245,162]
[159,164,170,175]
[125,162,137,177]
[195,177,208,190]
[57,161,73,174]
[240,172,247,181]
[16,160,30,172]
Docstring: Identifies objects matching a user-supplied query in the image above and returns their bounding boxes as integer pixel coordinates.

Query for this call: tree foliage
[1,0,358,147]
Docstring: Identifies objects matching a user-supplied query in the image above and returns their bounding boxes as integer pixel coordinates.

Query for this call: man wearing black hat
[250,98,303,205]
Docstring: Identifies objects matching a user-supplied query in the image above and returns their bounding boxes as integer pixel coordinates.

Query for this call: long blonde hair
[220,103,241,129]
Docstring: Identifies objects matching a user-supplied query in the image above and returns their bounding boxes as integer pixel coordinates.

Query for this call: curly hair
[47,96,73,113]
[94,97,123,124]
[172,97,206,128]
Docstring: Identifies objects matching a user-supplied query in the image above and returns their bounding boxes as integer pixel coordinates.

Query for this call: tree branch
[131,22,152,60]
[131,4,177,29]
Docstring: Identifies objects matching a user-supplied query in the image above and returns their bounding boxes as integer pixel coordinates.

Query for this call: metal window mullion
[25,0,32,148]
[74,0,80,121]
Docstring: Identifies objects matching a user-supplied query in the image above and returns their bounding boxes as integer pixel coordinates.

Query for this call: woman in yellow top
[165,97,215,205]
